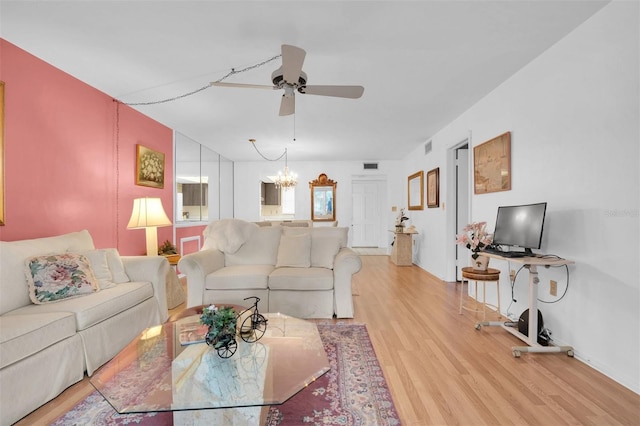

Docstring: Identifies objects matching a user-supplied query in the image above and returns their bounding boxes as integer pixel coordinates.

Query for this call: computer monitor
[491,202,547,255]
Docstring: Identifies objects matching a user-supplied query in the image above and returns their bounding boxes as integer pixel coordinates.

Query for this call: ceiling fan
[211,45,364,116]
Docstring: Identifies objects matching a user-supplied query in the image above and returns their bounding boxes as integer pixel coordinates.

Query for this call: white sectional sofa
[0,230,170,425]
[179,219,362,319]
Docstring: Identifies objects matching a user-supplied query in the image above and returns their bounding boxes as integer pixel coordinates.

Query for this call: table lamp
[127,197,172,256]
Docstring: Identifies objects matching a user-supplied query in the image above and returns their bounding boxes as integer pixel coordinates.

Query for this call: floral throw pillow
[25,253,99,304]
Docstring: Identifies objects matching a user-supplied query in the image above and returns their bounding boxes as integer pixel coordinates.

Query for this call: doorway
[447,140,470,281]
[351,177,386,248]
[455,144,470,280]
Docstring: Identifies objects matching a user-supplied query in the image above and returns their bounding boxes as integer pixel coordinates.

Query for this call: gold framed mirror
[310,173,336,221]
[407,170,424,210]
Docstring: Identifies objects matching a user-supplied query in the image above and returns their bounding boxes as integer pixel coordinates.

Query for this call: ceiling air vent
[424,140,433,155]
[363,163,378,170]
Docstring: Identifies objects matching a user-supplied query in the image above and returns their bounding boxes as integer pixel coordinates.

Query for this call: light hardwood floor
[15,256,640,425]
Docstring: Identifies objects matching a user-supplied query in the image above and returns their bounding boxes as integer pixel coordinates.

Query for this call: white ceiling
[1,1,609,162]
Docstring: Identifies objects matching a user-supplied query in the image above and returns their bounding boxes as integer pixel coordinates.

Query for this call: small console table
[476,253,575,358]
[389,229,417,266]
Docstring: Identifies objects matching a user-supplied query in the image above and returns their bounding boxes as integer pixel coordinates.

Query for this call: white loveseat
[178,219,362,319]
[0,230,170,425]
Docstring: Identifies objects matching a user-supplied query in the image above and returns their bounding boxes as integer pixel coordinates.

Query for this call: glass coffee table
[90,311,330,425]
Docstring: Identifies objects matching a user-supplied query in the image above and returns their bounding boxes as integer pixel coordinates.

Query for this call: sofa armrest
[178,250,225,308]
[333,247,362,318]
[121,256,171,323]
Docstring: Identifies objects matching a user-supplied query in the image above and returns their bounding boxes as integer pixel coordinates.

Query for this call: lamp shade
[127,197,172,229]
[127,198,172,256]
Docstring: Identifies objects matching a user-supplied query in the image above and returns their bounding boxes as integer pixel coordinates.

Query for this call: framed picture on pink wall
[0,81,5,225]
[135,144,165,189]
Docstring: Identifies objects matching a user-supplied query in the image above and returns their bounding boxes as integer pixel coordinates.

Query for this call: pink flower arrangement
[456,221,493,259]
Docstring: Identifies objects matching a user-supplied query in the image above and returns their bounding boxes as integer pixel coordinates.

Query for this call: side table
[389,229,418,266]
[459,267,501,320]
[163,254,186,309]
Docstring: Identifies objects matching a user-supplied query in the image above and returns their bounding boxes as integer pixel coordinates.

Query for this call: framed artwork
[135,144,165,189]
[427,167,439,208]
[0,81,5,225]
[474,131,511,194]
[407,171,424,210]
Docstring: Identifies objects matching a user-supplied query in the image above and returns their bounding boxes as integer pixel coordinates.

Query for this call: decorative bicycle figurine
[200,297,268,358]
[238,296,268,344]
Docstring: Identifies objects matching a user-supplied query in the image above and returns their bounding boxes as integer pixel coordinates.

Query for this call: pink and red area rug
[51,323,401,425]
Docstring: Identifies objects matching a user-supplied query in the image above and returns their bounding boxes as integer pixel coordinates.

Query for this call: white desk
[477,253,575,357]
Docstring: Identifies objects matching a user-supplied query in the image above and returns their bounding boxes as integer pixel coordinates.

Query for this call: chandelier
[249,139,298,190]
[274,148,298,189]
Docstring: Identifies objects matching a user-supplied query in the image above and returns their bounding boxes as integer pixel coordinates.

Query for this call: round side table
[460,267,501,320]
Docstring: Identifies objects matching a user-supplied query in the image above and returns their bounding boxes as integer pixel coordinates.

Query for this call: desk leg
[527,265,539,348]
[476,266,575,358]
[475,258,574,358]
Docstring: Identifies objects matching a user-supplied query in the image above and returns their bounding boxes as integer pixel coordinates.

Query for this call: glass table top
[90,313,330,414]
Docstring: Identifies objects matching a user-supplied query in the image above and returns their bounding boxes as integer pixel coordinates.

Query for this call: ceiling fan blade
[279,95,295,116]
[298,85,364,99]
[281,45,306,84]
[211,82,275,90]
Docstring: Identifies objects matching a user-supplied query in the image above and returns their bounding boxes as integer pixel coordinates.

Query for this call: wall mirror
[310,173,336,221]
[175,131,234,223]
[408,170,424,210]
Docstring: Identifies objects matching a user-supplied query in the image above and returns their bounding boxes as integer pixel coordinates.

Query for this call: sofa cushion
[104,248,131,283]
[0,230,95,315]
[225,226,281,266]
[8,282,154,331]
[25,253,100,304]
[0,312,77,369]
[269,267,334,291]
[206,265,274,290]
[76,248,130,287]
[282,227,346,269]
[282,226,349,248]
[311,236,342,269]
[79,249,115,289]
[276,234,311,268]
[202,219,259,254]
[279,221,310,227]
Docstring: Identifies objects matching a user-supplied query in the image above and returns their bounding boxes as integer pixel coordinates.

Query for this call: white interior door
[456,146,469,280]
[351,181,380,247]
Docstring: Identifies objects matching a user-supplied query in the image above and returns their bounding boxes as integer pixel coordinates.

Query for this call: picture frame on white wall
[427,167,439,208]
[408,170,424,210]
[473,131,511,194]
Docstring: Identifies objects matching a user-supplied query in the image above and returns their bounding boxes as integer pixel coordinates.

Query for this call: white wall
[234,160,404,245]
[405,1,639,393]
[230,1,638,394]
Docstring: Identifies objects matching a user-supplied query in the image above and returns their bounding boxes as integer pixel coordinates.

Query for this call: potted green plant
[200,305,238,357]
[158,240,177,255]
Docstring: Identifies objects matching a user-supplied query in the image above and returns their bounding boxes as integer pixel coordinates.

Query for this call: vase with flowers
[456,221,493,271]
[395,208,409,232]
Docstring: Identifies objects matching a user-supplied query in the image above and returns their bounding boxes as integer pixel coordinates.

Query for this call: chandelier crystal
[274,165,298,190]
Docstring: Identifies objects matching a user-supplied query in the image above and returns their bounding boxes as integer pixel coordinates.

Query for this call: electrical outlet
[550,280,558,296]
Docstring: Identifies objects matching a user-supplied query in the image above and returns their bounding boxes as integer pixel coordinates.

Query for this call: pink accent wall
[176,225,206,256]
[0,39,174,254]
